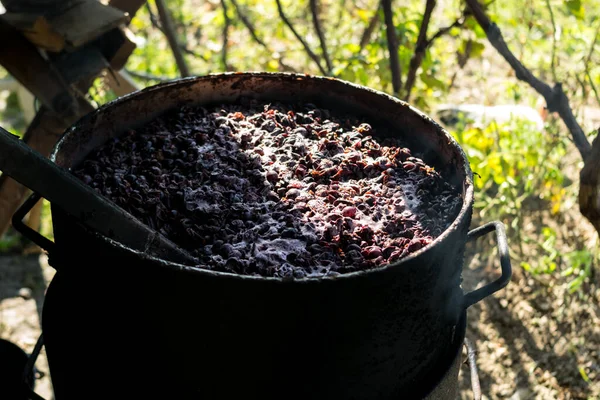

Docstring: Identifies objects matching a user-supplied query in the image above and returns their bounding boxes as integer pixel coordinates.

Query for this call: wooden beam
[0,12,65,52]
[104,69,139,97]
[50,0,130,50]
[0,19,77,119]
[93,26,137,71]
[0,108,65,237]
[109,0,147,19]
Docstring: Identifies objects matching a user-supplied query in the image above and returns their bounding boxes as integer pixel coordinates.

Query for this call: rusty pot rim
[50,72,474,283]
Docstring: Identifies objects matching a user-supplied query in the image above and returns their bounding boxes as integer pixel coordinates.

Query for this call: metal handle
[22,335,46,400]
[463,221,512,308]
[12,193,55,254]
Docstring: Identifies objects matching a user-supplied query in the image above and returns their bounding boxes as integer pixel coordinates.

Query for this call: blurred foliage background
[1,0,600,292]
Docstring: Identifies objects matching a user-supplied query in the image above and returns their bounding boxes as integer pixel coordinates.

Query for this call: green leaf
[566,0,585,19]
[419,72,446,91]
[464,16,488,39]
[342,43,361,54]
[470,41,486,58]
[579,366,590,383]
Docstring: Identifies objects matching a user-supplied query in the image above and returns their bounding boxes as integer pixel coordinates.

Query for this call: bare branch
[147,3,209,63]
[310,0,333,74]
[278,58,298,72]
[417,14,467,94]
[382,0,401,95]
[584,24,600,106]
[230,0,269,49]
[359,2,382,50]
[154,0,191,77]
[465,0,592,160]
[333,0,347,31]
[275,0,328,75]
[220,0,231,71]
[425,15,466,48]
[403,0,436,102]
[125,69,171,82]
[544,0,558,82]
[585,24,600,67]
[180,46,210,62]
[586,70,600,107]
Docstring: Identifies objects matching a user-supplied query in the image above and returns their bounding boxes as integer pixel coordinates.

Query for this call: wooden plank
[0,93,95,237]
[109,0,147,18]
[49,0,130,50]
[0,108,65,237]
[0,12,65,52]
[104,69,139,97]
[93,27,137,71]
[0,19,77,119]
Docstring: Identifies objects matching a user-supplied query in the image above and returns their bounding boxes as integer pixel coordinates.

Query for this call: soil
[457,246,600,400]
[453,47,600,399]
[0,254,55,399]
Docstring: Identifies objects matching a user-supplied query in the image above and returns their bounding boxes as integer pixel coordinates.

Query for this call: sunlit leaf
[470,41,486,58]
[566,0,585,20]
[419,72,446,91]
[579,366,590,383]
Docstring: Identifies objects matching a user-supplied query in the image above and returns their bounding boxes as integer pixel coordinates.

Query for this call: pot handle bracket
[463,221,512,308]
[12,192,55,254]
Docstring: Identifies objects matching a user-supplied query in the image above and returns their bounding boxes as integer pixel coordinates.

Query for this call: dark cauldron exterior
[43,73,474,399]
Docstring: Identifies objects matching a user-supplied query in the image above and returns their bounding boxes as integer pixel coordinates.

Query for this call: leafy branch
[464,0,591,161]
[220,0,232,71]
[584,23,600,106]
[309,0,333,74]
[146,3,209,64]
[464,0,598,238]
[230,0,268,49]
[403,0,436,102]
[404,2,467,101]
[382,0,401,96]
[275,0,328,76]
[544,0,558,82]
[154,0,191,77]
[359,2,382,50]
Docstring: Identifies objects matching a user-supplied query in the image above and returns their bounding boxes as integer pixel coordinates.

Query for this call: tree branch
[275,0,328,76]
[579,132,600,234]
[425,14,466,48]
[125,69,171,82]
[310,0,333,74]
[230,0,269,49]
[584,24,600,106]
[359,2,382,50]
[464,0,592,160]
[154,0,191,77]
[220,0,231,71]
[382,0,401,96]
[403,0,436,102]
[147,3,209,63]
[544,0,558,82]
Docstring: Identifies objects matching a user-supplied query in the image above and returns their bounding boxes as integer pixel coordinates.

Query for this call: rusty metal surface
[44,73,475,399]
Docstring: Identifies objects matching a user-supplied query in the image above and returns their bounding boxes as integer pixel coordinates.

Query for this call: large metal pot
[15,73,511,399]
